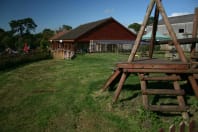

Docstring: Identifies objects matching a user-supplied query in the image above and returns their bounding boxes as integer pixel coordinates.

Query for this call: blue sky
[0,0,197,33]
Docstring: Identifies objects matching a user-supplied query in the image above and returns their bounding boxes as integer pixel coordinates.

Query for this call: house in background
[146,8,197,51]
[49,30,70,59]
[50,17,136,59]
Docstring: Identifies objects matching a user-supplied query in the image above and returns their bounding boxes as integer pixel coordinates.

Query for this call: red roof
[52,17,136,42]
[50,30,70,40]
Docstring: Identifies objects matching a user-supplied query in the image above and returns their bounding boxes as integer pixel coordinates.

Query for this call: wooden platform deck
[101,0,198,120]
[102,59,198,118]
[116,58,198,74]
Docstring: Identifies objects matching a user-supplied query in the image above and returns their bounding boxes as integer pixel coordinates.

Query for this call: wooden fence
[159,120,197,132]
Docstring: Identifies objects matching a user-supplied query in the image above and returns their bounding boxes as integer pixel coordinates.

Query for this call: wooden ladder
[138,73,189,119]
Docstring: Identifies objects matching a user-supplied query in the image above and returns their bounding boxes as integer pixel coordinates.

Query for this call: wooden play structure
[102,0,198,119]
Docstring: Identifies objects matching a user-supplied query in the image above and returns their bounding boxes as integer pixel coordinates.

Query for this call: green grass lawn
[0,53,198,132]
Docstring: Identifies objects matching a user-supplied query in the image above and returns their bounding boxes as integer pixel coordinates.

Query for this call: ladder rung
[148,105,188,112]
[191,61,198,64]
[193,74,198,79]
[142,89,185,95]
[140,76,181,81]
[191,56,198,59]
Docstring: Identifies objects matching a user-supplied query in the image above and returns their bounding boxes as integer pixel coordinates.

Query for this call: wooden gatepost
[102,0,198,120]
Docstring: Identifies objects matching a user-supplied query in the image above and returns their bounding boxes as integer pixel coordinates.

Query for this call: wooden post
[155,0,187,63]
[139,74,149,109]
[114,0,156,101]
[158,128,165,132]
[188,75,198,98]
[169,124,176,132]
[113,72,127,102]
[149,2,159,58]
[128,0,155,62]
[173,75,189,120]
[179,122,185,132]
[101,69,121,91]
[189,120,196,132]
[190,7,198,58]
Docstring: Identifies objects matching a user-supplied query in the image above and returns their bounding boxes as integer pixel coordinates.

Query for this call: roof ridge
[158,13,194,25]
[76,17,113,29]
[57,17,114,40]
[168,13,194,18]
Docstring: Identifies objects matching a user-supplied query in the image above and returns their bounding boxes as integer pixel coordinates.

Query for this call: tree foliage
[128,16,154,33]
[9,18,37,36]
[0,18,71,53]
[0,28,16,51]
[57,24,72,33]
[40,29,55,50]
[128,23,141,33]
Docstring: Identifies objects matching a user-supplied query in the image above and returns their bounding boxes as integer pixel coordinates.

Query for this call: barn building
[50,17,136,59]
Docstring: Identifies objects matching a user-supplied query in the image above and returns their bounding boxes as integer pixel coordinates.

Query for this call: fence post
[159,120,196,132]
[169,124,176,132]
[189,120,195,132]
[158,128,165,132]
[179,122,185,132]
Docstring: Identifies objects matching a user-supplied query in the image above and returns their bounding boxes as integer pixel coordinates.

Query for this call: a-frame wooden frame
[101,0,198,119]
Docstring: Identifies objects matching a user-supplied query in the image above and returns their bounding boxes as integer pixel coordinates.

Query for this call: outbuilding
[50,17,136,59]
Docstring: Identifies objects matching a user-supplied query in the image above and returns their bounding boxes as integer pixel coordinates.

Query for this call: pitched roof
[158,14,194,25]
[56,17,134,41]
[50,30,70,40]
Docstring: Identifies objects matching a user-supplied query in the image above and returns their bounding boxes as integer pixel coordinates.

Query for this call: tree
[62,25,72,30]
[9,18,37,36]
[9,18,37,50]
[42,29,55,39]
[56,24,72,33]
[0,29,17,50]
[128,23,141,33]
[40,29,55,50]
[0,28,6,51]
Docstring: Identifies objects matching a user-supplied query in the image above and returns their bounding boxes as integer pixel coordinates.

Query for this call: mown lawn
[0,53,198,132]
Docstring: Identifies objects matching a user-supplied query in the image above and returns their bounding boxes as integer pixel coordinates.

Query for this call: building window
[178,29,184,33]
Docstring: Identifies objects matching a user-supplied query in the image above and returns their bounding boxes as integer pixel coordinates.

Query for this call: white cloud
[104,8,114,14]
[169,12,190,17]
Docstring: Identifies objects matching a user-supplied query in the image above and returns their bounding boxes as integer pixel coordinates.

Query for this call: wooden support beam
[173,81,186,108]
[155,0,187,63]
[101,69,121,91]
[173,76,189,120]
[123,69,189,74]
[169,124,176,132]
[117,60,190,70]
[113,72,127,103]
[128,0,155,62]
[140,75,181,81]
[148,105,188,112]
[139,74,149,109]
[156,38,198,45]
[179,122,185,132]
[189,120,196,132]
[149,2,159,58]
[193,74,198,79]
[142,89,185,95]
[188,75,198,98]
[190,7,198,58]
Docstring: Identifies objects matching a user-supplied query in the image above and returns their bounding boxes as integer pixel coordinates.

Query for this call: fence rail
[159,120,197,132]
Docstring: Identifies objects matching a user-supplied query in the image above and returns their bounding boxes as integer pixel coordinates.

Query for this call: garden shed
[50,17,136,59]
